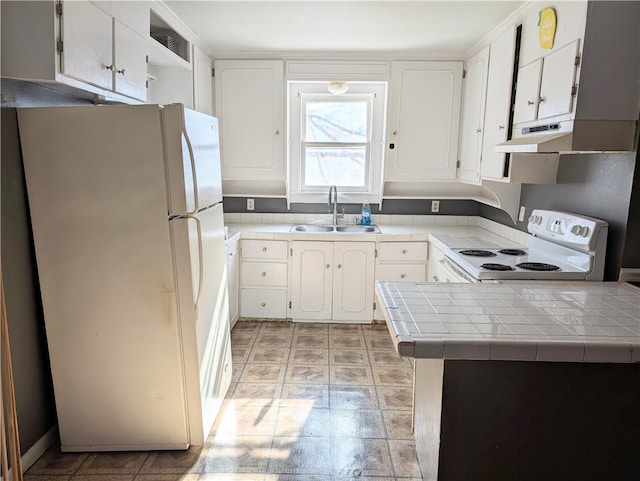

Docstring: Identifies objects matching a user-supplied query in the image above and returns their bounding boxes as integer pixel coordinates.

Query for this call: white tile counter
[376,280,640,363]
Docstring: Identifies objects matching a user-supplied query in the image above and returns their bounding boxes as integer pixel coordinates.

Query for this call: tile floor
[25,321,422,481]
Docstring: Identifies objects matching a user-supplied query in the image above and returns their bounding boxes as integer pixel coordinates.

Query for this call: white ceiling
[165,1,527,56]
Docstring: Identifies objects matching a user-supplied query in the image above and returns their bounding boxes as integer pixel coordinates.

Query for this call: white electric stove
[444,210,609,281]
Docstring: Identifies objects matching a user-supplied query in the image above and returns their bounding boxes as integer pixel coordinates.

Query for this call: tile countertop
[224,223,526,252]
[376,281,640,363]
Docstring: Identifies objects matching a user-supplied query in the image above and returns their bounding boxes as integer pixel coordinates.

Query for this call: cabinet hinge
[56,38,63,54]
[456,160,461,168]
[211,68,215,77]
[575,55,581,67]
[462,69,466,79]
[289,301,292,309]
[55,0,63,16]
[374,249,378,258]
[290,247,293,257]
[373,301,376,310]
[571,84,578,97]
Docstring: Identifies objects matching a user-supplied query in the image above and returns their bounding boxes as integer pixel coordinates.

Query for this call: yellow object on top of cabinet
[538,7,557,49]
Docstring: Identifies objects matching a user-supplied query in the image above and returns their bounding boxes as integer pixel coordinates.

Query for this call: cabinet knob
[433,275,439,282]
[401,274,406,279]
[275,129,280,135]
[337,264,342,269]
[402,249,407,254]
[539,96,546,103]
[261,302,266,307]
[392,130,397,136]
[262,247,267,252]
[261,272,267,276]
[476,128,482,133]
[326,264,330,269]
[527,100,535,106]
[105,64,115,71]
[499,125,505,130]
[117,68,126,75]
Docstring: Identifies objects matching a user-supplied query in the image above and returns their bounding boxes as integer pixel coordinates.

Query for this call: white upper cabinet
[481,25,518,181]
[513,41,579,125]
[457,47,489,185]
[60,1,113,91]
[386,61,463,182]
[192,45,213,116]
[214,60,285,194]
[112,19,148,101]
[1,0,147,102]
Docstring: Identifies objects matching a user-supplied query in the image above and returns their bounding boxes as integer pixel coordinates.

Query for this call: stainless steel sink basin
[291,225,334,232]
[335,225,380,233]
[290,224,380,233]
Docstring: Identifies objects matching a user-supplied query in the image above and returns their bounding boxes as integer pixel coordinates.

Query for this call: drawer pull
[402,249,407,254]
[261,302,266,307]
[262,272,267,276]
[262,247,267,252]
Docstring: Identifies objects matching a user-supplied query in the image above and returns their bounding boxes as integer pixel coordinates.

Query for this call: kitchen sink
[290,224,381,233]
[291,225,334,232]
[335,225,380,233]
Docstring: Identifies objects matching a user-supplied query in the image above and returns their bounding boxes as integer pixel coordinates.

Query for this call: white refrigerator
[17,104,232,452]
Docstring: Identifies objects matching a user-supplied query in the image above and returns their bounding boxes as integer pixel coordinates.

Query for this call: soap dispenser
[361,200,371,226]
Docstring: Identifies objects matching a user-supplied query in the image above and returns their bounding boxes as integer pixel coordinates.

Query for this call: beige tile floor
[26,321,422,481]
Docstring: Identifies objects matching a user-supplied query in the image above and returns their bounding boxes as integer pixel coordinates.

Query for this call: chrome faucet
[328,185,343,226]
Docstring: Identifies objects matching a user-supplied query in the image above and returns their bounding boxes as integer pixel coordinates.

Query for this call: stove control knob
[571,225,582,235]
[528,215,542,225]
[580,226,590,237]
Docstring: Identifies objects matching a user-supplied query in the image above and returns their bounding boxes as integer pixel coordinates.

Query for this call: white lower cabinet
[226,237,239,328]
[375,242,429,320]
[290,241,375,323]
[240,240,288,319]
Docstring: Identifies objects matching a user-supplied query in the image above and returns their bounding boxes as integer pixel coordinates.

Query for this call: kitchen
[1,1,639,480]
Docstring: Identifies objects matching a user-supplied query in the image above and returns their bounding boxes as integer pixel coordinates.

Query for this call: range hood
[496,120,638,154]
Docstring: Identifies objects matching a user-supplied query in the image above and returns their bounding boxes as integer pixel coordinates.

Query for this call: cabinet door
[458,47,489,184]
[60,0,113,91]
[193,45,213,115]
[113,20,147,101]
[513,59,542,124]
[226,246,239,328]
[332,242,375,322]
[481,25,517,180]
[427,243,445,282]
[215,60,284,181]
[386,61,463,181]
[290,241,332,320]
[537,40,580,120]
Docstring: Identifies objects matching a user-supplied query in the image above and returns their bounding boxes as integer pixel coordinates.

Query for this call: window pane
[305,101,368,142]
[304,146,366,187]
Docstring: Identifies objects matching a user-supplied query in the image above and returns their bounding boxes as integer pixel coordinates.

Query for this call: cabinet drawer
[240,289,287,318]
[377,264,427,282]
[241,262,288,287]
[242,240,288,260]
[379,242,428,262]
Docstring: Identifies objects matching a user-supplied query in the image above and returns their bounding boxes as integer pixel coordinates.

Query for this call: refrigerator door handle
[182,126,199,214]
[183,214,204,320]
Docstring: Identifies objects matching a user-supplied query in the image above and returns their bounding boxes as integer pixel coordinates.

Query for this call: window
[288,82,387,203]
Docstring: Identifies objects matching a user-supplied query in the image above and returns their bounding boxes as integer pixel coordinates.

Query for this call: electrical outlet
[518,206,526,222]
[431,200,440,213]
[247,198,255,211]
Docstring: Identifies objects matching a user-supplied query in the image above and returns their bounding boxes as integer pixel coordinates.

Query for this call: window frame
[288,81,387,204]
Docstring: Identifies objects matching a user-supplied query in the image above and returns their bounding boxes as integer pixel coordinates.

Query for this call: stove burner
[516,262,561,271]
[459,249,497,257]
[481,263,515,271]
[498,249,527,256]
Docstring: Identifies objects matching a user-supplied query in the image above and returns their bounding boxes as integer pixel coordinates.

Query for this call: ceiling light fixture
[327,81,349,94]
